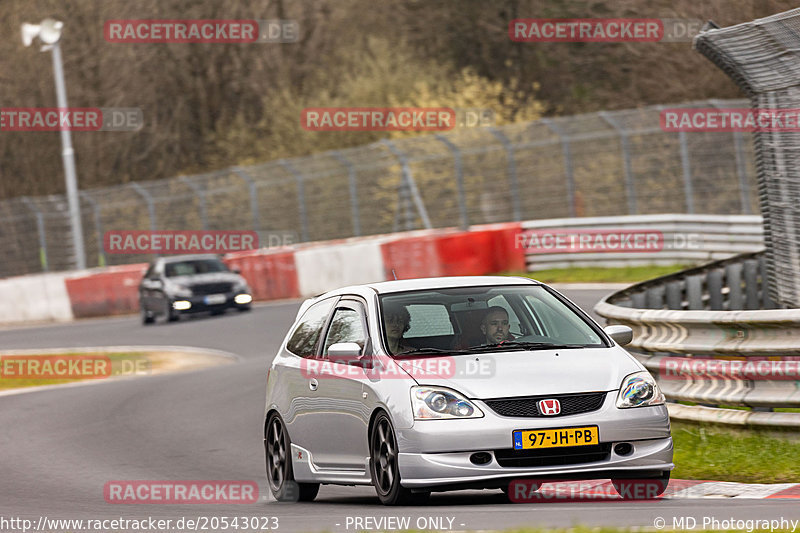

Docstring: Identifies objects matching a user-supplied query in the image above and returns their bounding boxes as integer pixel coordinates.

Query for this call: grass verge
[671,420,800,483]
[502,264,693,284]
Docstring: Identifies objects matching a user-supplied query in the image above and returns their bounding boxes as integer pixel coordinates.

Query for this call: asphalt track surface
[1,288,799,533]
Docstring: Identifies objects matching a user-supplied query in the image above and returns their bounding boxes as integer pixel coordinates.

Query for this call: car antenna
[391,269,397,280]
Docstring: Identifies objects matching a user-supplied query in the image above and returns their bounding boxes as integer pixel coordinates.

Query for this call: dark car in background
[139,254,253,324]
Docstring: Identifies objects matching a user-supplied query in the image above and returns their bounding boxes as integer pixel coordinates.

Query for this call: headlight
[411,386,484,420]
[616,371,664,408]
[172,284,193,297]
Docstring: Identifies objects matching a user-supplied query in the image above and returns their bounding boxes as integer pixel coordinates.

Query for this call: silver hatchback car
[263,276,673,505]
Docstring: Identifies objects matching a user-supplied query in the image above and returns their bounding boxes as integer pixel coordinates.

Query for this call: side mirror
[232,267,242,274]
[604,325,633,346]
[328,342,363,358]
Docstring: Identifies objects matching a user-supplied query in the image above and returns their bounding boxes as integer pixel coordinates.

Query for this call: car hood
[169,272,245,286]
[405,347,644,399]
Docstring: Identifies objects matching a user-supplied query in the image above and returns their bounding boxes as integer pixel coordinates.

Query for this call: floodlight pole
[50,38,86,269]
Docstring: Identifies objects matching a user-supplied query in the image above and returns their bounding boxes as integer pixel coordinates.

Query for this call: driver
[481,306,514,345]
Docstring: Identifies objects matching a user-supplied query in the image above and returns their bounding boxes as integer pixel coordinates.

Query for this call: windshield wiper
[463,341,587,352]
[393,347,473,358]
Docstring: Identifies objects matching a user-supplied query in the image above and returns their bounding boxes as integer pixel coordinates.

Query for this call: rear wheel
[265,413,320,502]
[612,470,670,499]
[370,412,430,505]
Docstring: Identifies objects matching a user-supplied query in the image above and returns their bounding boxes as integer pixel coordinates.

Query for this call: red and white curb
[517,479,800,500]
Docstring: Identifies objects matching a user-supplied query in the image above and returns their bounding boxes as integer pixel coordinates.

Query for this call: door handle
[309,378,318,391]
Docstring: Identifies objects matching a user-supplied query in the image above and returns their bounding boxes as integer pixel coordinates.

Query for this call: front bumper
[172,292,252,313]
[395,392,673,489]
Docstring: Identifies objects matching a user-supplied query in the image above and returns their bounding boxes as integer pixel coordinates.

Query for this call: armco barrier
[522,214,763,271]
[595,251,800,428]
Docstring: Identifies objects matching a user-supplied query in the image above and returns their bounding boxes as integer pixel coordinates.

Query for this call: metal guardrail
[522,214,764,271]
[595,251,800,428]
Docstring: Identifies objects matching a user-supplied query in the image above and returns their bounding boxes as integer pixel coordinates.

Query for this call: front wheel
[369,412,429,505]
[265,413,319,502]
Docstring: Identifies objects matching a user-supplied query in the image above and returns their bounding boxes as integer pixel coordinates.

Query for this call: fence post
[21,197,48,272]
[79,192,106,267]
[231,167,260,233]
[489,128,521,222]
[130,182,157,235]
[332,151,362,237]
[278,160,310,242]
[382,140,432,230]
[434,135,469,230]
[179,176,209,230]
[710,99,752,214]
[541,118,577,217]
[599,111,637,215]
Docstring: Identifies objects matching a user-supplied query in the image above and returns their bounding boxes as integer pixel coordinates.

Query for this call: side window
[286,298,336,358]
[323,306,367,356]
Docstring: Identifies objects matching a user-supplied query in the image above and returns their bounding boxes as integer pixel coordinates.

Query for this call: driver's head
[481,306,510,344]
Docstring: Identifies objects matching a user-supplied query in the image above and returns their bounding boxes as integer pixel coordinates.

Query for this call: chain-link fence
[0,98,759,278]
[696,8,800,308]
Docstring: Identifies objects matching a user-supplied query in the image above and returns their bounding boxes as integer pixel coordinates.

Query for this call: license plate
[204,294,226,305]
[513,426,599,450]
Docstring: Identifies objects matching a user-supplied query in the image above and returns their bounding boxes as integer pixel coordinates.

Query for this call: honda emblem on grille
[538,399,561,415]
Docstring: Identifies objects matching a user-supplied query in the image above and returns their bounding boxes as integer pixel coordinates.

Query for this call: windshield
[164,259,229,277]
[379,285,606,356]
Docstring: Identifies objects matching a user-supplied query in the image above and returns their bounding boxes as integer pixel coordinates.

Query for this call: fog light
[234,294,252,305]
[614,442,633,456]
[173,300,191,311]
[470,452,492,465]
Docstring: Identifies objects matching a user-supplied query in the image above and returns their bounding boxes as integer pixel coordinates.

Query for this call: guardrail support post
[743,259,760,309]
[278,160,310,243]
[489,128,522,222]
[599,112,637,215]
[542,119,577,217]
[179,176,209,231]
[666,281,683,309]
[707,270,724,310]
[21,197,49,272]
[434,135,469,230]
[79,192,106,267]
[332,151,362,237]
[686,275,704,309]
[725,263,744,309]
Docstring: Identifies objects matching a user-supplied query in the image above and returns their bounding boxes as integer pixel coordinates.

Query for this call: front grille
[495,443,611,468]
[484,392,607,418]
[191,282,234,295]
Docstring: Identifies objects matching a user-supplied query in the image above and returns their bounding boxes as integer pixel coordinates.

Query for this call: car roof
[159,254,221,263]
[322,275,540,298]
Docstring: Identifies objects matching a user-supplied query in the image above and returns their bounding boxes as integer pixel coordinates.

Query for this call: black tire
[612,470,670,500]
[237,305,252,312]
[163,299,180,322]
[265,413,320,502]
[369,412,430,505]
[141,303,155,325]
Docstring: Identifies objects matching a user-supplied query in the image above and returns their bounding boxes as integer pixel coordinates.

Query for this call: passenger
[384,303,414,354]
[481,306,514,345]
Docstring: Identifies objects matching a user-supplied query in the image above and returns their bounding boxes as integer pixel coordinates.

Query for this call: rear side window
[286,298,336,357]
